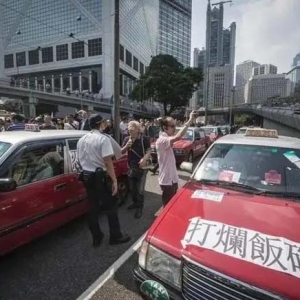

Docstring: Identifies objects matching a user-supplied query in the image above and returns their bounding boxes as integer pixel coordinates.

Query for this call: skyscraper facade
[0,0,159,98]
[293,52,300,67]
[235,60,260,104]
[203,0,236,109]
[252,64,277,76]
[158,0,192,67]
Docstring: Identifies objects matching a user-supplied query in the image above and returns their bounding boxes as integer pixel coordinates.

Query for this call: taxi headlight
[139,241,182,290]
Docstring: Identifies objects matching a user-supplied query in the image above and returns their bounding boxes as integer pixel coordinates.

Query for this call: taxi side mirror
[180,162,193,174]
[0,178,17,192]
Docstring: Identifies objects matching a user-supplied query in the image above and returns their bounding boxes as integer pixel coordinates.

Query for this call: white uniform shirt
[156,132,179,185]
[77,130,114,172]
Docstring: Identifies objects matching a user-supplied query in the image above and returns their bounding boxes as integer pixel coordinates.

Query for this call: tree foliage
[130,54,203,115]
[234,113,254,127]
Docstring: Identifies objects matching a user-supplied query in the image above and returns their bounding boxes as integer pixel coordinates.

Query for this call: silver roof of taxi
[0,130,86,145]
[215,133,300,149]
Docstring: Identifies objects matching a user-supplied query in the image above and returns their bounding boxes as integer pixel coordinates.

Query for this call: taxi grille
[182,258,283,300]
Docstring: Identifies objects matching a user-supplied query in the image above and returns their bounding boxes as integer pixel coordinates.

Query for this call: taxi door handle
[54,183,67,192]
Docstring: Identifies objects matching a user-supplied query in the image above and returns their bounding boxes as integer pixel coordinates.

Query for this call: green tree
[234,113,254,127]
[130,54,203,115]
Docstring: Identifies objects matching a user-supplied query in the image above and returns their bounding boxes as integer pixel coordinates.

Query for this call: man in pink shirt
[156,111,196,206]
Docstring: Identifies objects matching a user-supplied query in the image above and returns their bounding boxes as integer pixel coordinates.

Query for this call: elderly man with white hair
[121,120,151,219]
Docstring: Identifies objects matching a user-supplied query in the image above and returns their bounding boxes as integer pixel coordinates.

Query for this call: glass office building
[158,0,192,67]
[1,0,159,98]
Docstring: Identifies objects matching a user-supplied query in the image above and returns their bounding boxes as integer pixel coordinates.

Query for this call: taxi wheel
[187,151,193,163]
[118,177,129,207]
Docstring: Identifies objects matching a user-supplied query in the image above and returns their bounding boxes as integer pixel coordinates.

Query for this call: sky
[191,0,300,73]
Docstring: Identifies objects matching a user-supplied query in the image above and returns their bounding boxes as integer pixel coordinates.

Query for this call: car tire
[187,151,193,163]
[118,176,129,207]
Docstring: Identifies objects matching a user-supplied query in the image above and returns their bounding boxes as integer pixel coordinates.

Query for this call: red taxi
[134,128,300,300]
[151,127,209,163]
[0,127,128,255]
[202,125,224,144]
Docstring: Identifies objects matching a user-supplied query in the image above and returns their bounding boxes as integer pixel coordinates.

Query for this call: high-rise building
[190,47,206,109]
[235,60,260,104]
[0,0,159,99]
[207,65,232,108]
[158,0,192,67]
[292,52,300,67]
[253,64,277,76]
[246,74,292,104]
[286,66,300,94]
[203,0,236,109]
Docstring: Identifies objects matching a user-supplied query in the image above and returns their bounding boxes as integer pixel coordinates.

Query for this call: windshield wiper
[257,191,300,199]
[198,179,262,193]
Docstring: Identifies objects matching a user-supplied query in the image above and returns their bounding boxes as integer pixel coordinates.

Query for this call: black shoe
[127,203,139,210]
[92,233,104,248]
[150,168,157,175]
[109,234,131,245]
[134,207,143,219]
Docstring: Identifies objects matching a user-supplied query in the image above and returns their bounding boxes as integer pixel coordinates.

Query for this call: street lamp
[230,86,236,126]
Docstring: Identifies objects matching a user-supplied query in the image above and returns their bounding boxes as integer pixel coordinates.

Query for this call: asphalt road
[0,167,191,300]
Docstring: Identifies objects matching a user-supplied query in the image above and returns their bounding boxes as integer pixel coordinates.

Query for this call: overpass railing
[0,79,160,117]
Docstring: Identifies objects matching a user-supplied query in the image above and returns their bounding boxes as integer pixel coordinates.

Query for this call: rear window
[0,142,11,158]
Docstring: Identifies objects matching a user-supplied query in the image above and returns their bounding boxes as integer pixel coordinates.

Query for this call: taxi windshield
[0,142,11,158]
[175,129,193,140]
[193,143,300,198]
[203,127,218,135]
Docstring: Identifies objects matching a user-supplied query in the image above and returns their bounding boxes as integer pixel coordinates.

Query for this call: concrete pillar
[60,74,63,92]
[28,95,38,118]
[27,78,30,89]
[102,0,114,98]
[43,76,46,91]
[88,71,92,92]
[35,77,38,90]
[79,72,82,92]
[88,105,94,114]
[51,75,54,92]
[69,73,73,91]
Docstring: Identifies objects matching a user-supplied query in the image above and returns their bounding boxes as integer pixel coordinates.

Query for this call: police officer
[77,114,130,247]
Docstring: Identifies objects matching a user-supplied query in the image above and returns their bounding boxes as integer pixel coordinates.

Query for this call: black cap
[89,113,104,128]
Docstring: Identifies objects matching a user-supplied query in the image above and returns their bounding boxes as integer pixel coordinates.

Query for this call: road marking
[77,232,146,300]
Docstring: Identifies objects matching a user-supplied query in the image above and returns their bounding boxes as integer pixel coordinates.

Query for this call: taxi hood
[172,140,192,149]
[149,180,300,297]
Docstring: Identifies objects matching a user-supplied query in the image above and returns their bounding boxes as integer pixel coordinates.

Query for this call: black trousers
[83,171,122,241]
[160,183,178,207]
[128,169,148,208]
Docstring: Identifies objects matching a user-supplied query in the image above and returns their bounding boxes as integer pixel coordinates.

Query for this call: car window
[175,129,193,140]
[0,142,11,158]
[193,143,300,196]
[199,131,205,139]
[194,131,200,140]
[66,138,81,172]
[2,141,65,187]
[203,127,217,134]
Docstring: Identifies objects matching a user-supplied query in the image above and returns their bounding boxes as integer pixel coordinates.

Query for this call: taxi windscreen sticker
[181,217,300,279]
[265,170,282,185]
[191,190,224,202]
[284,151,300,168]
[69,150,80,172]
[218,170,241,183]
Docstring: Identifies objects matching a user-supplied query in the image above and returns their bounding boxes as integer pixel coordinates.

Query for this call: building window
[4,54,14,69]
[140,62,144,75]
[16,52,26,67]
[29,49,39,65]
[120,44,124,62]
[42,47,53,63]
[133,56,139,72]
[126,50,132,67]
[72,41,85,59]
[56,44,68,61]
[88,38,102,56]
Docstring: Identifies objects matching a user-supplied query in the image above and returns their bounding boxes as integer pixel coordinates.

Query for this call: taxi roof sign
[25,124,40,132]
[245,128,278,138]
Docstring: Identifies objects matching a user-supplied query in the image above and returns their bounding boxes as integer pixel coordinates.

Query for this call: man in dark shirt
[121,121,151,219]
[6,114,25,131]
